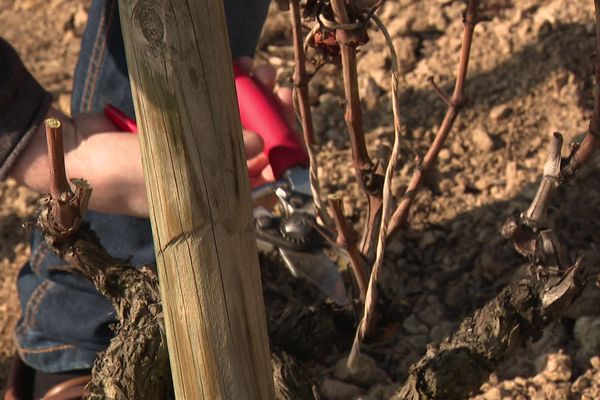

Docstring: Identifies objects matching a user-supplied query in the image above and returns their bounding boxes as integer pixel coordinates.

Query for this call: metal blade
[279,247,348,306]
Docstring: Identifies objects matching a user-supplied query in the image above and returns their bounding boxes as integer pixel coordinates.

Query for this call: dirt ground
[2,0,600,399]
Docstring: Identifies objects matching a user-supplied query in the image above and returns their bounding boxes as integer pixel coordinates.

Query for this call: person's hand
[235,57,296,188]
[10,109,149,218]
[9,60,296,218]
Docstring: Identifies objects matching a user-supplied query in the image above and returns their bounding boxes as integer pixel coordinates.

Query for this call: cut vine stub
[44,118,70,197]
[41,118,91,242]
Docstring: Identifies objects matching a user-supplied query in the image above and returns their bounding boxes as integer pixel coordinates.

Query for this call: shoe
[4,356,90,400]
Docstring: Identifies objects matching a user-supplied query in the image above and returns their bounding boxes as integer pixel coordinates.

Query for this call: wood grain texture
[117,0,275,398]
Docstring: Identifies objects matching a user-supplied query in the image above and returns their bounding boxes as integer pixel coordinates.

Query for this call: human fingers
[243,130,264,159]
[236,56,254,73]
[249,164,275,188]
[247,153,269,177]
[253,63,277,92]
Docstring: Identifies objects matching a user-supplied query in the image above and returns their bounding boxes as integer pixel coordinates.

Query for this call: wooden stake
[117,1,275,398]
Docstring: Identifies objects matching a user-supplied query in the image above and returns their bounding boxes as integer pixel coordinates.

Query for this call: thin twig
[386,0,481,241]
[328,196,369,302]
[348,15,403,368]
[45,118,70,197]
[303,24,320,55]
[427,76,452,107]
[289,0,332,227]
[44,118,79,233]
[523,132,562,224]
[290,0,316,147]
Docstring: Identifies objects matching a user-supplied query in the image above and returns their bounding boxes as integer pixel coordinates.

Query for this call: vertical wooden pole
[117,0,275,398]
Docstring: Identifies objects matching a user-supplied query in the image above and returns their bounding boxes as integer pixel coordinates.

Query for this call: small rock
[481,387,502,400]
[321,378,364,400]
[513,376,527,386]
[402,313,429,335]
[505,160,519,194]
[489,104,512,121]
[358,48,388,74]
[422,278,438,291]
[542,352,572,382]
[334,354,389,387]
[268,56,283,67]
[393,36,418,73]
[439,179,453,193]
[387,239,405,256]
[367,383,402,399]
[58,93,71,115]
[471,126,495,152]
[474,178,490,191]
[574,317,600,361]
[419,231,436,249]
[73,5,88,36]
[359,76,382,110]
[564,280,600,318]
[429,321,454,343]
[450,140,464,155]
[438,148,451,161]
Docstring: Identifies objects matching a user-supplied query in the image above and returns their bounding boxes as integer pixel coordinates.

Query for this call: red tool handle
[105,63,308,179]
[233,62,308,179]
[104,104,138,134]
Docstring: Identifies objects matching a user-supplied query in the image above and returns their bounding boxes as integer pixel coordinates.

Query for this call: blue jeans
[15,0,269,373]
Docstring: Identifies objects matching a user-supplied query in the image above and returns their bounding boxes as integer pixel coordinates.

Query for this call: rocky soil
[1,0,600,399]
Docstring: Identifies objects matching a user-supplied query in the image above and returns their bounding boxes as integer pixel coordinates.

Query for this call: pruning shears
[105,61,348,305]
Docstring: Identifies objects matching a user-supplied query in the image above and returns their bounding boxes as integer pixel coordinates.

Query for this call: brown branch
[43,118,80,236]
[330,0,384,256]
[386,0,480,241]
[328,196,369,303]
[44,118,70,196]
[392,258,586,400]
[330,0,370,169]
[523,132,562,224]
[427,76,452,107]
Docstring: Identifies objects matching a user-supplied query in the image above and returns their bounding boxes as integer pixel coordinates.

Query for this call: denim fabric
[16,0,269,373]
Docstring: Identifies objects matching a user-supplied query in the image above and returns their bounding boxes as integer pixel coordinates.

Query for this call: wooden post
[117,1,275,398]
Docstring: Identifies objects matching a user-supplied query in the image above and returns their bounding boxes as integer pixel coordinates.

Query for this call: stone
[563,280,600,318]
[393,36,418,73]
[359,76,382,110]
[471,126,495,152]
[489,104,512,121]
[73,4,88,36]
[58,93,71,115]
[334,354,389,387]
[541,352,572,382]
[321,378,364,400]
[402,313,429,335]
[419,231,436,249]
[574,317,600,363]
[358,47,388,75]
[438,148,451,161]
